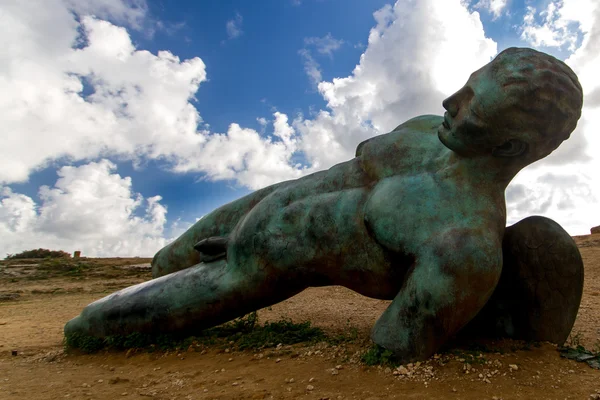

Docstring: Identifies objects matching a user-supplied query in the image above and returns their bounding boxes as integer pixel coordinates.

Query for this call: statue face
[437,63,531,157]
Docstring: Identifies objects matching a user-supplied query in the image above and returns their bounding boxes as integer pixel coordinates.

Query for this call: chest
[363,174,503,254]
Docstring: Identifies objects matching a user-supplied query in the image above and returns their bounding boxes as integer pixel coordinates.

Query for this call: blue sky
[1,0,599,257]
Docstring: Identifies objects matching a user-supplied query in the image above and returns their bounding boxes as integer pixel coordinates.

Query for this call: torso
[228,115,506,299]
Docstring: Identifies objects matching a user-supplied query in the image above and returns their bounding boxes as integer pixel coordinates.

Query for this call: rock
[509,364,518,371]
[591,225,600,235]
[108,377,130,384]
[398,366,409,375]
[306,385,315,391]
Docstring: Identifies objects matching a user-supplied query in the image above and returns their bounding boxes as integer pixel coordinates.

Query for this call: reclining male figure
[65,48,583,362]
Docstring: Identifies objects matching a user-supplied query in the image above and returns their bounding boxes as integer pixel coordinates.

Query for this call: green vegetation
[65,312,327,354]
[361,344,398,366]
[5,248,71,260]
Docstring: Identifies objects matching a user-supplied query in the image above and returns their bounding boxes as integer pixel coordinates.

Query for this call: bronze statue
[65,48,584,362]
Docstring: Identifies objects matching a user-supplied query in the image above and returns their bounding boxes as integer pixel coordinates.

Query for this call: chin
[437,126,454,150]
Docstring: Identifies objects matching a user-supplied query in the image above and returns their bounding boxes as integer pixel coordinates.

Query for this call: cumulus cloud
[0,3,207,183]
[504,0,600,234]
[3,0,599,249]
[0,1,305,191]
[0,161,169,257]
[520,0,595,51]
[225,12,243,40]
[294,1,497,168]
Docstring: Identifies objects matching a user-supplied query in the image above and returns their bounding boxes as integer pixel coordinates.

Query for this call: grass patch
[65,312,326,354]
[361,345,399,366]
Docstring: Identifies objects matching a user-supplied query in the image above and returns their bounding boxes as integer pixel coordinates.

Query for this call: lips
[442,112,451,129]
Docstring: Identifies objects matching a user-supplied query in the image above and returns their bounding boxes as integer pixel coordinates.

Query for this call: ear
[492,139,528,158]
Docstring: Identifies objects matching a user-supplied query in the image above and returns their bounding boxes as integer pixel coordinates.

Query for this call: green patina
[65,47,584,363]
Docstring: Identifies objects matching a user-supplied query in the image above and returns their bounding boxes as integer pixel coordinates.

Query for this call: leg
[371,229,503,362]
[151,184,280,278]
[65,259,305,338]
[460,216,584,344]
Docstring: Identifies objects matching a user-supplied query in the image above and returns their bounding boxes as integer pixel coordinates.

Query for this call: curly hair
[489,47,583,159]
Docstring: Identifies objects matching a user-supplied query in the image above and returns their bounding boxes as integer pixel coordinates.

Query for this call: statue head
[438,47,583,165]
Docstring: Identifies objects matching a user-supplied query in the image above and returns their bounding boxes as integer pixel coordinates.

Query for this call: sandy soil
[0,237,599,400]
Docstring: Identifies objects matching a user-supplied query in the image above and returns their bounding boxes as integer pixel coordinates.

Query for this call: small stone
[97,380,103,383]
[309,377,315,383]
[276,358,281,363]
[203,389,208,393]
[509,364,518,371]
[232,382,239,386]
[384,367,392,374]
[121,393,127,396]
[306,385,315,391]
[398,366,409,375]
[335,365,343,370]
[452,388,457,393]
[225,348,230,353]
[221,368,225,372]
[229,358,233,362]
[331,369,339,376]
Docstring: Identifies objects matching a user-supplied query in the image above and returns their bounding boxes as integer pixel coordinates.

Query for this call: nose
[442,94,459,117]
[442,85,474,118]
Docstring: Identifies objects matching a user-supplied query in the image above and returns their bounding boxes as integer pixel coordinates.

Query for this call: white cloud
[225,12,243,40]
[299,33,344,88]
[2,0,599,241]
[0,160,169,257]
[473,0,508,20]
[520,0,595,51]
[0,4,207,183]
[304,33,344,56]
[298,48,323,88]
[294,0,497,168]
[64,0,148,30]
[503,0,600,235]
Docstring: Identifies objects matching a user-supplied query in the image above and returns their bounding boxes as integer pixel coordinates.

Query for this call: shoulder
[355,115,442,157]
[391,115,443,132]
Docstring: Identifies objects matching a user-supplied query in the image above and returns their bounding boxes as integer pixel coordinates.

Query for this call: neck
[443,150,522,191]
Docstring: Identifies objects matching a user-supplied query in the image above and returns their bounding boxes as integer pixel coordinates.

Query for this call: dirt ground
[1,236,599,400]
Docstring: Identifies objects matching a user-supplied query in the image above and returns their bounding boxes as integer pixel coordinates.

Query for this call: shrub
[5,248,72,260]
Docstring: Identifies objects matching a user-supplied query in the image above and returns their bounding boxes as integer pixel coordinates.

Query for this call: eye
[492,139,528,157]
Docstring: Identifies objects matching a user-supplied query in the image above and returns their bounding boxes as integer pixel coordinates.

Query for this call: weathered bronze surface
[65,48,584,362]
[460,216,584,344]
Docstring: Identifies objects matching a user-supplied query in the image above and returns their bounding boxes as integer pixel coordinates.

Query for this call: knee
[151,239,201,278]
